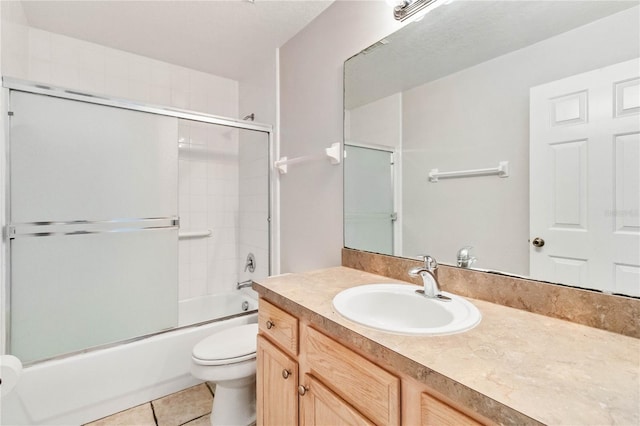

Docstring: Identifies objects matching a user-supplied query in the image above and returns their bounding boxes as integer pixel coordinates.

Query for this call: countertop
[253,266,640,426]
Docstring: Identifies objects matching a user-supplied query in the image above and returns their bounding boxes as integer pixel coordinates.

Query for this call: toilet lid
[192,323,258,364]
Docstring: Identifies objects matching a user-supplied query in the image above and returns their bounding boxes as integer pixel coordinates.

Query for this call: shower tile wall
[178,120,240,299]
[1,22,239,118]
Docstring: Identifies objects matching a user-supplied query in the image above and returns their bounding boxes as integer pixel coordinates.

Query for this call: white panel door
[530,58,640,295]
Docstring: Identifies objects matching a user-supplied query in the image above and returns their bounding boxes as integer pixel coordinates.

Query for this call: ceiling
[19,0,334,81]
[345,0,639,109]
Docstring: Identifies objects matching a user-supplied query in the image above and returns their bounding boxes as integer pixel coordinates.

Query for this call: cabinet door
[421,393,483,426]
[301,375,375,426]
[257,335,298,426]
[303,326,400,425]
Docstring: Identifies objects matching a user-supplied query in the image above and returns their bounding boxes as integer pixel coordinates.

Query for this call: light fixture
[390,0,450,21]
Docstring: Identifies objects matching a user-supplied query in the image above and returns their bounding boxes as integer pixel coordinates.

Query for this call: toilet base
[210,379,256,426]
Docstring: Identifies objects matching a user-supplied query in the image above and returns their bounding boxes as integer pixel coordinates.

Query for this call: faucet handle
[457,246,473,258]
[416,255,438,270]
[457,246,476,268]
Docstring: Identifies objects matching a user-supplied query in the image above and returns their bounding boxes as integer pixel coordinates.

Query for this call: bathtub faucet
[236,279,253,290]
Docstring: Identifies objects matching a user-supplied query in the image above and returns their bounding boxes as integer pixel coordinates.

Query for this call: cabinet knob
[532,237,545,248]
[282,369,291,379]
[266,320,275,329]
[297,385,308,396]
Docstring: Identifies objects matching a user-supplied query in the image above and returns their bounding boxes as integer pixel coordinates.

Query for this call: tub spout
[236,279,253,290]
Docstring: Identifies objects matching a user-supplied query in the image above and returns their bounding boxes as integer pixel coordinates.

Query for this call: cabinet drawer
[303,326,400,426]
[258,298,298,356]
[421,393,483,426]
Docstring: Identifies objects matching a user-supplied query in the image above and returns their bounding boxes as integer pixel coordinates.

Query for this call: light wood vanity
[254,267,639,425]
[257,297,483,425]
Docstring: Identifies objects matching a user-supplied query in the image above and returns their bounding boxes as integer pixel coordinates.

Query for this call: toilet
[191,323,259,426]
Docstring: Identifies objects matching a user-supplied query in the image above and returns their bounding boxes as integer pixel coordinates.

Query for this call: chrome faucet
[408,255,450,301]
[457,246,476,268]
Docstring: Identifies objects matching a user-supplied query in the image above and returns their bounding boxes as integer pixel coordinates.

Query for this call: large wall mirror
[344,1,640,297]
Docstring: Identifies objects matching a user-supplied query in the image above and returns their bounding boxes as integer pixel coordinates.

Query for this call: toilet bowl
[191,323,259,426]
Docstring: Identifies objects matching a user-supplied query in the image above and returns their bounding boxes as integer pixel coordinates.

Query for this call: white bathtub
[178,292,257,327]
[1,293,258,425]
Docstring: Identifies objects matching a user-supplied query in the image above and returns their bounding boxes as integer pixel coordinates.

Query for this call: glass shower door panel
[10,91,177,222]
[8,90,179,363]
[10,229,178,363]
[344,145,394,255]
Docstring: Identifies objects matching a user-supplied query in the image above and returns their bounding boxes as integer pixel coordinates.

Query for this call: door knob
[266,320,274,329]
[282,369,291,379]
[297,385,308,396]
[532,237,545,248]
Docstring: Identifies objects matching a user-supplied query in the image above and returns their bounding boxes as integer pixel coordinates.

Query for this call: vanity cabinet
[420,393,482,426]
[257,299,299,425]
[301,325,400,425]
[256,297,487,426]
[256,335,298,425]
[300,374,374,425]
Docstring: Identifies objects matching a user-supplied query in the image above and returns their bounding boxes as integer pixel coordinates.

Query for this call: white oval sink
[332,284,481,336]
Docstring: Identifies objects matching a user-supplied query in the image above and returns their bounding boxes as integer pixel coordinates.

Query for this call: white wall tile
[149,84,172,106]
[189,90,208,113]
[170,65,190,93]
[190,196,207,213]
[77,66,104,93]
[171,88,189,109]
[150,60,171,87]
[128,81,150,103]
[76,44,105,72]
[2,52,28,78]
[2,22,29,57]
[104,49,130,79]
[104,75,129,99]
[128,56,151,83]
[191,178,207,196]
[27,58,50,83]
[50,61,78,89]
[28,28,51,61]
[190,278,207,297]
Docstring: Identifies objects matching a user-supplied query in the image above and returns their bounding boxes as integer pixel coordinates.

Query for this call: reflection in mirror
[344,1,640,297]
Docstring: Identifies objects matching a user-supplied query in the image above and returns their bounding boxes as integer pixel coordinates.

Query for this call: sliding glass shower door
[344,144,395,255]
[8,91,179,363]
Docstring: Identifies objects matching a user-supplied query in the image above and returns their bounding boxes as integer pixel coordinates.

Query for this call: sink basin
[332,284,481,336]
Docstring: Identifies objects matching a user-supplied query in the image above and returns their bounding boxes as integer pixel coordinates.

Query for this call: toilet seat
[192,323,258,366]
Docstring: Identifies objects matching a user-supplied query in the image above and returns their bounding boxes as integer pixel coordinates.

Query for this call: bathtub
[178,292,257,327]
[1,292,258,425]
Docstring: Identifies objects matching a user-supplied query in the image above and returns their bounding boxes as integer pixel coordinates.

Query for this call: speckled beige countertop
[253,267,640,426]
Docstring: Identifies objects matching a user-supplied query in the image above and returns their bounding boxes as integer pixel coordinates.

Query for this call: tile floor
[84,383,214,426]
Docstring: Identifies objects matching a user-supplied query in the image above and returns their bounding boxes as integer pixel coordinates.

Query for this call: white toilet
[191,323,259,426]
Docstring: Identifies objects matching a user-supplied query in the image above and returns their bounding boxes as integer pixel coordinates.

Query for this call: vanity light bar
[393,0,447,21]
